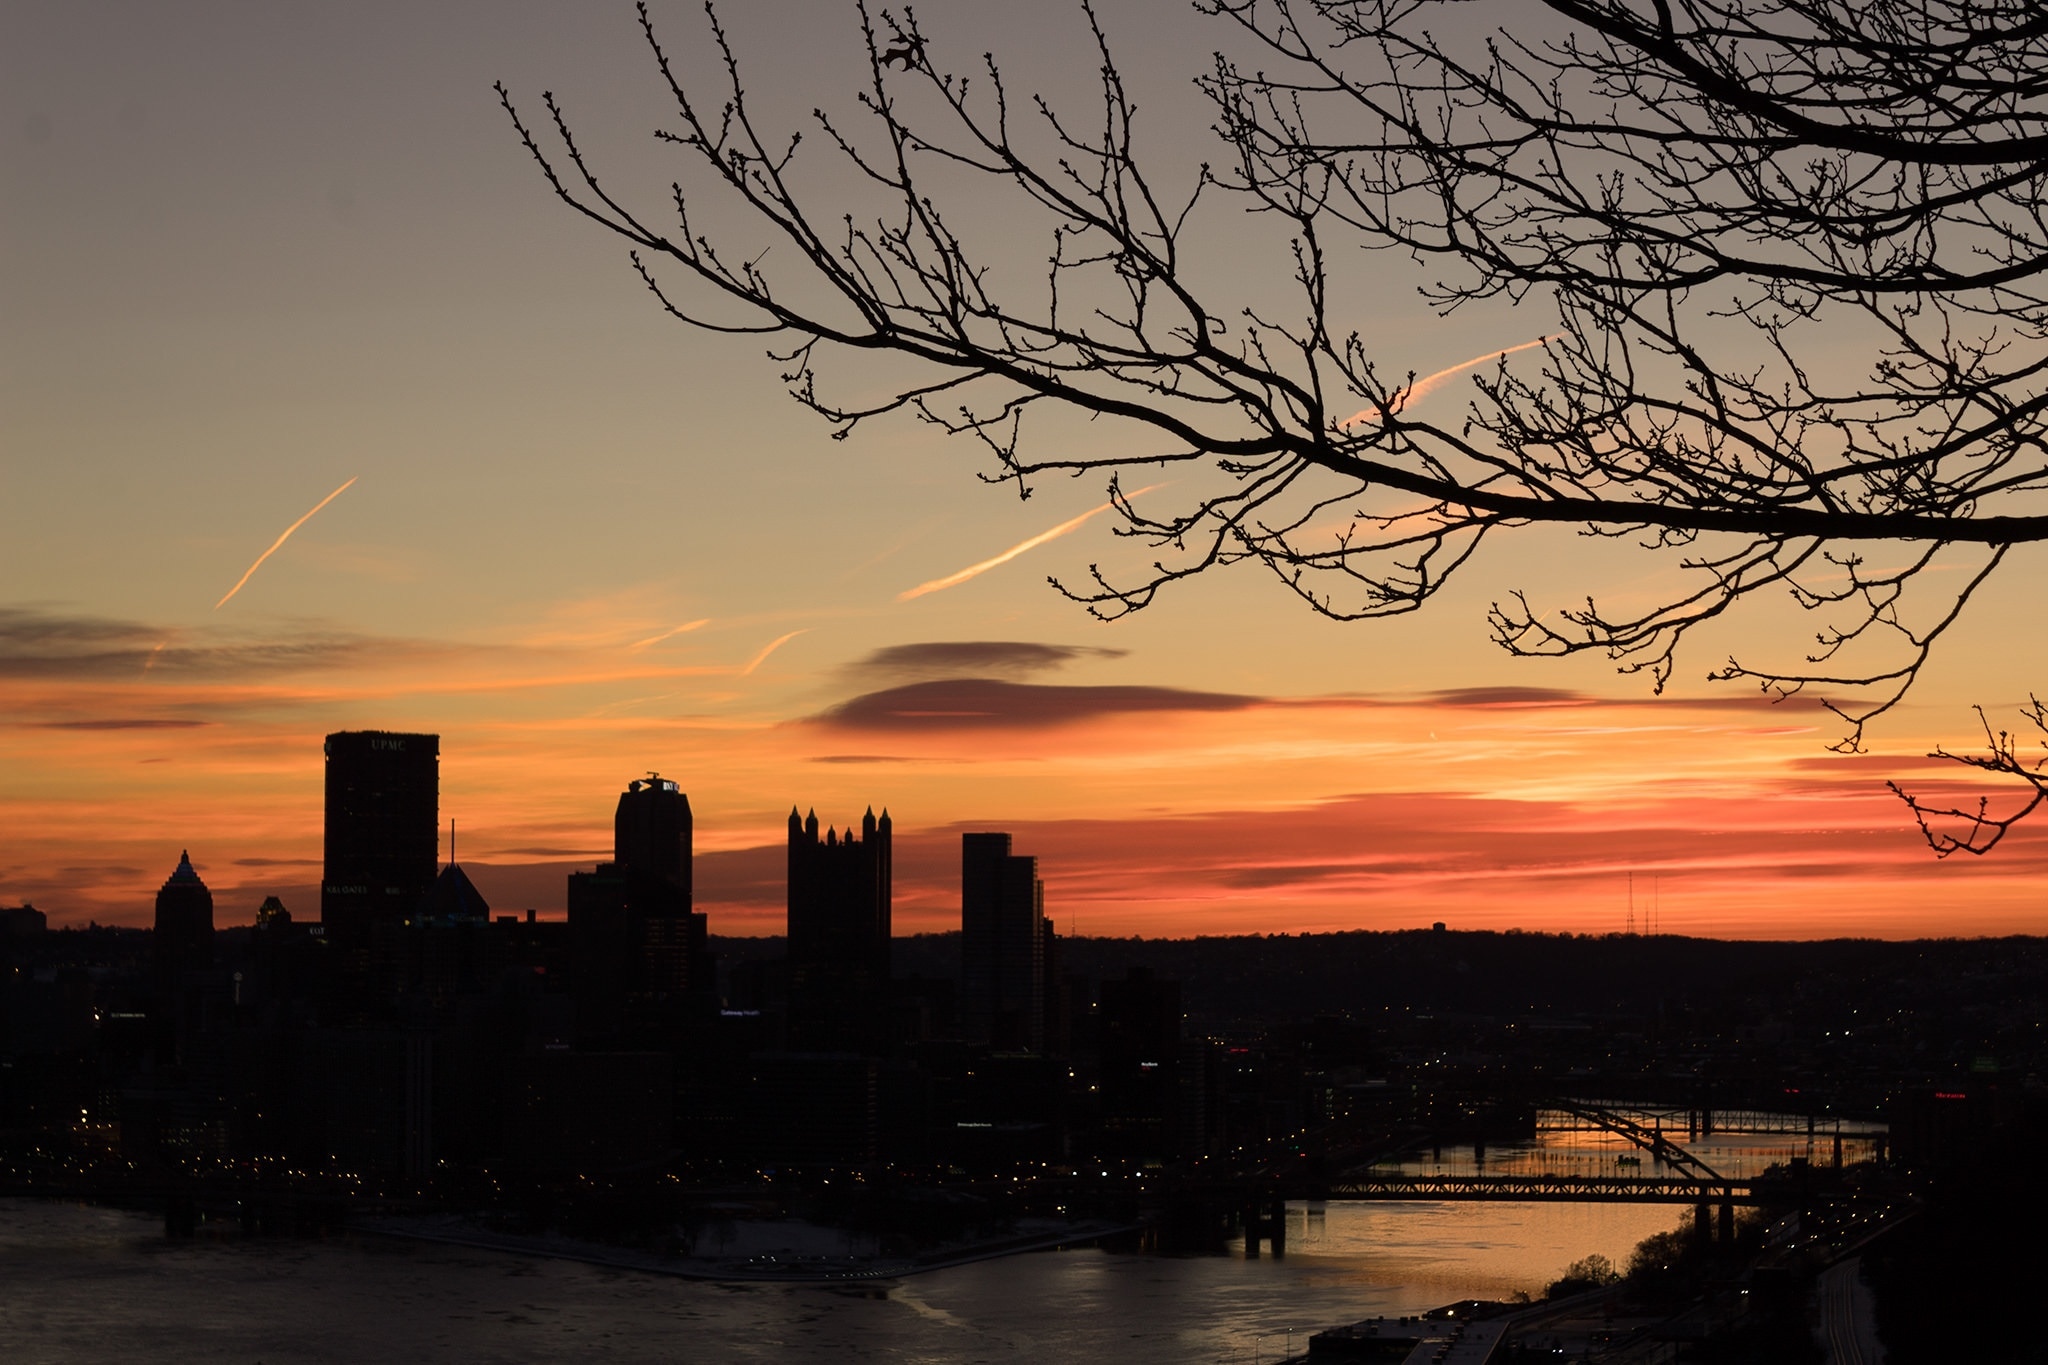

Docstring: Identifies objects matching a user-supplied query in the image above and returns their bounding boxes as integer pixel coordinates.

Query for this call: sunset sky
[7,0,2047,937]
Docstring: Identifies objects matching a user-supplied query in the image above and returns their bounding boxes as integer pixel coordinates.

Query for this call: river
[0,1190,1684,1363]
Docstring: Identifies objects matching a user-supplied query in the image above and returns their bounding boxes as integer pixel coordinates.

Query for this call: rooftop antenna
[1627,872,1635,936]
[1653,875,1660,935]
[449,818,456,868]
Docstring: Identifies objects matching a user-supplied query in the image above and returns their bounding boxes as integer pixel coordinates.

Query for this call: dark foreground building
[321,730,438,945]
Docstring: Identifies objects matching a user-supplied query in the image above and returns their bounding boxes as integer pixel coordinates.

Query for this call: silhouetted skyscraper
[569,775,708,1045]
[615,774,692,908]
[321,730,439,944]
[153,850,215,979]
[149,850,218,1067]
[423,862,490,923]
[961,833,1045,1053]
[786,806,892,1051]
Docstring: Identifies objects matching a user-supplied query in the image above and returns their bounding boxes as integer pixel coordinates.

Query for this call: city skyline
[9,707,2044,941]
[8,0,2048,939]
[5,7,2042,1360]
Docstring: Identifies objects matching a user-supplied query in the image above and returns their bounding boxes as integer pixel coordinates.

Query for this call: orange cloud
[842,640,1127,682]
[807,678,1259,731]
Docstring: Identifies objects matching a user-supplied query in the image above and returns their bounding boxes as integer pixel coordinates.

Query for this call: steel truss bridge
[1536,1101,1888,1140]
[1221,1098,1868,1208]
[1220,1098,1798,1253]
[1318,1172,1755,1204]
[1312,1101,1755,1205]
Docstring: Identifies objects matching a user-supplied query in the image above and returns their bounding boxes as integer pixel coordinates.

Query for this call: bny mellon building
[567,774,708,1046]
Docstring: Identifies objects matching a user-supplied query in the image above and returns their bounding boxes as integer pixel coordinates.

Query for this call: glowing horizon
[6,613,2037,940]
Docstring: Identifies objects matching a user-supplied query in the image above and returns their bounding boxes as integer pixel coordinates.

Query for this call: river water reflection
[0,1194,1685,1364]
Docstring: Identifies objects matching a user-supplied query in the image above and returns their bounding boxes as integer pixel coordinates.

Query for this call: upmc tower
[322,730,439,944]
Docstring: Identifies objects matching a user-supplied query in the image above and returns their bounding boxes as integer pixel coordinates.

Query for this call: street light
[1252,1327,1298,1365]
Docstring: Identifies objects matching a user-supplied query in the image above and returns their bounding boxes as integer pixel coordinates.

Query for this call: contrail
[1339,336,1553,429]
[741,629,808,675]
[631,619,711,650]
[898,483,1167,601]
[214,476,359,609]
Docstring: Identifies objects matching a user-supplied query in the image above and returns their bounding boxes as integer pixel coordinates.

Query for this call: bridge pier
[1693,1201,1711,1244]
[1243,1195,1288,1258]
[1719,1195,1734,1244]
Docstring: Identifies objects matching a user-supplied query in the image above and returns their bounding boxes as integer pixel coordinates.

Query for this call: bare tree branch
[503,0,2048,849]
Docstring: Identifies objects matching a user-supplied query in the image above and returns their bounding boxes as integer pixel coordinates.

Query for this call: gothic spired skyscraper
[321,731,439,945]
[786,806,892,1051]
[961,833,1046,1053]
